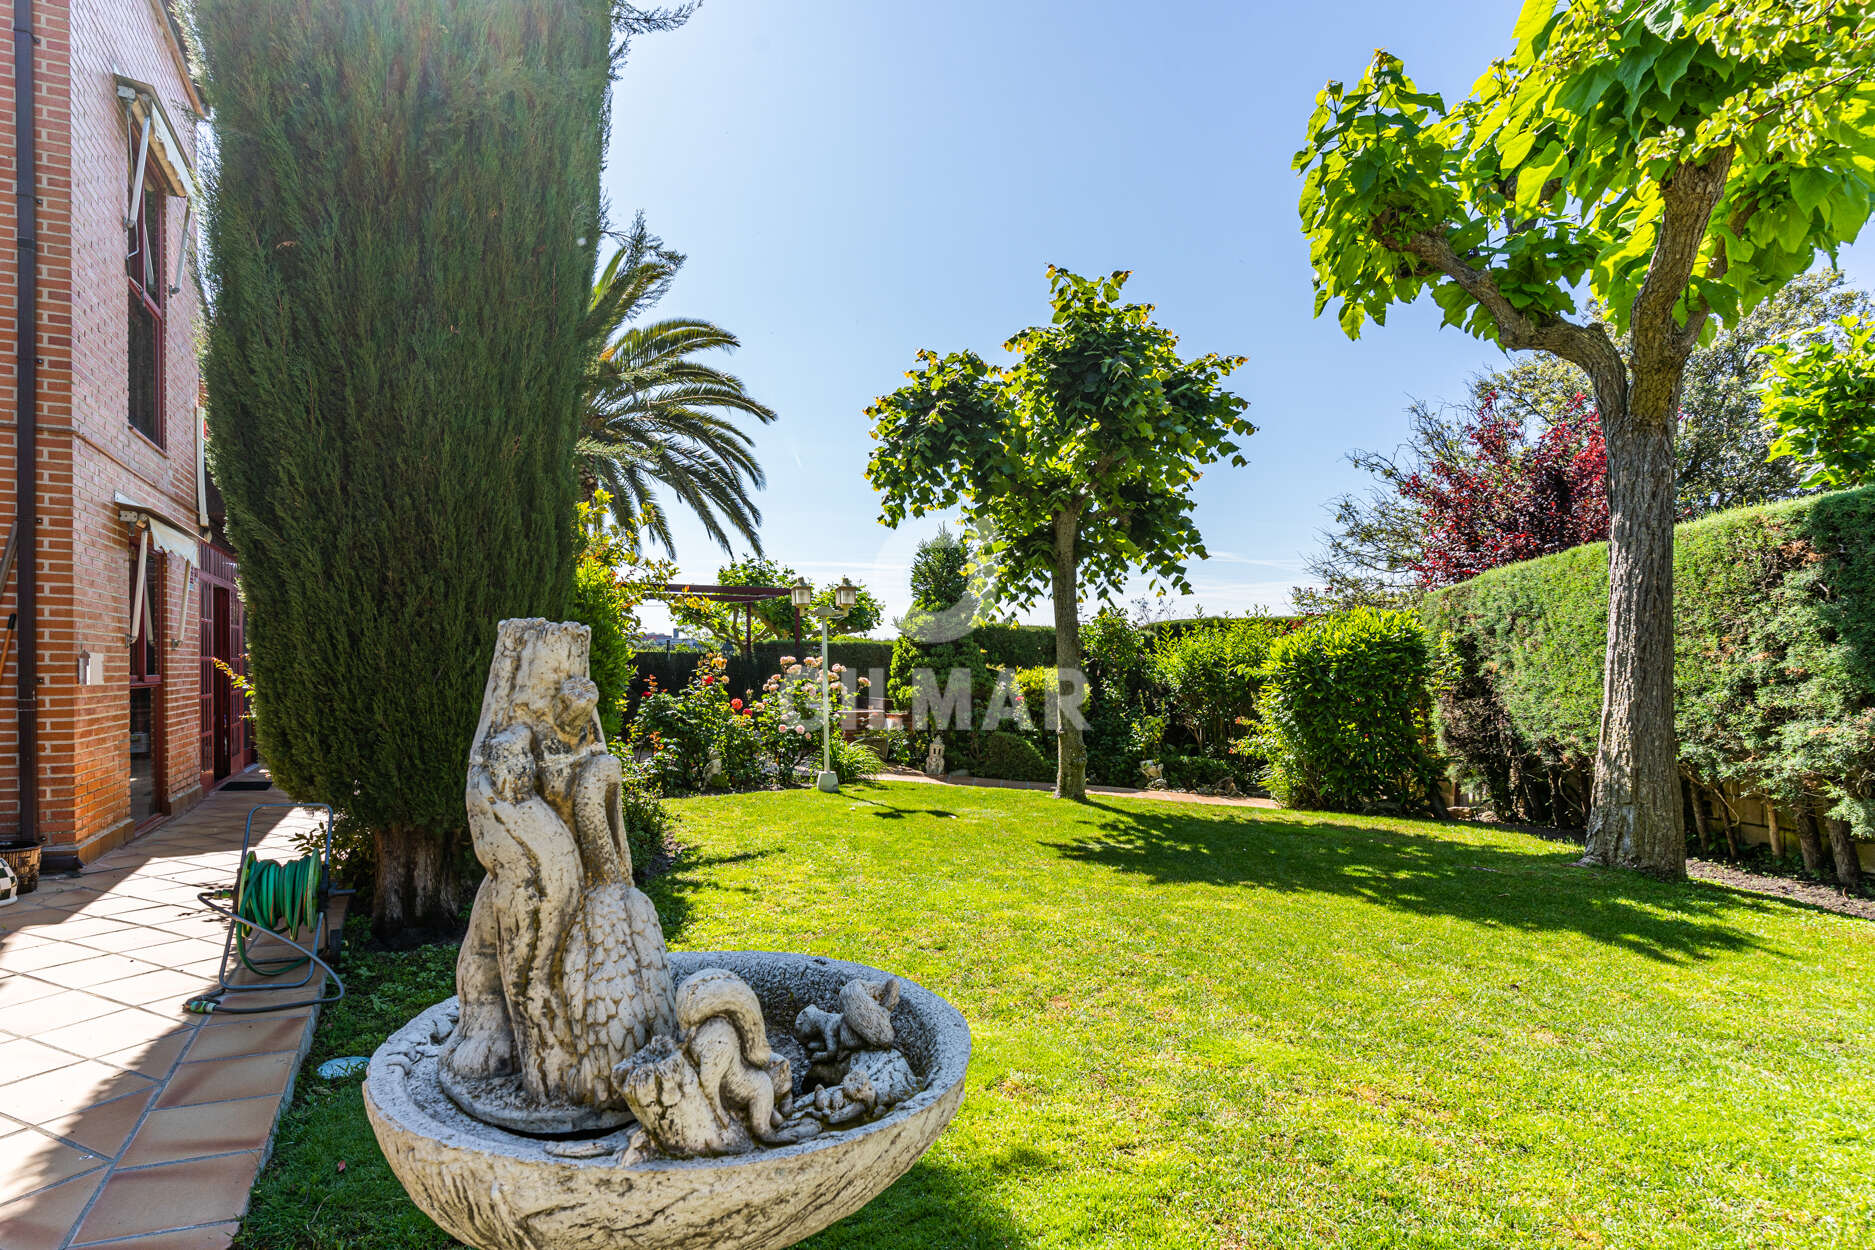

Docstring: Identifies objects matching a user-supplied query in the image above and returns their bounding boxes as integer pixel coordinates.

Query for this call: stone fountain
[365,620,970,1250]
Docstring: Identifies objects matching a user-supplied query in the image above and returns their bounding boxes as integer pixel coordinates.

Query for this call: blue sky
[604,0,1875,633]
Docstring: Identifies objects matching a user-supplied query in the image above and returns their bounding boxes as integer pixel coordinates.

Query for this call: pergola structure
[653,583,801,653]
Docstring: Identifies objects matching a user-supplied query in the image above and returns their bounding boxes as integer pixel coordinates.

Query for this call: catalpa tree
[866,268,1253,798]
[1295,0,1875,878]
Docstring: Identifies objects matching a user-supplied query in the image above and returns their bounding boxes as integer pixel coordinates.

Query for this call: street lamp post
[794,577,857,792]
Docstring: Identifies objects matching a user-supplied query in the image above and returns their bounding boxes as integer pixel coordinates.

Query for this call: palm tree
[578,215,777,554]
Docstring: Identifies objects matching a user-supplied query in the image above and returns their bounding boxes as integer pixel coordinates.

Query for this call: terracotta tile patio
[0,781,336,1250]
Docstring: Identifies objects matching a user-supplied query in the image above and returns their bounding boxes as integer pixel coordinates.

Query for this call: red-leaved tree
[1401,392,1608,588]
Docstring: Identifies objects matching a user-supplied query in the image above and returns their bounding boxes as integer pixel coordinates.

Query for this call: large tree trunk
[1795,803,1827,876]
[1821,804,1864,894]
[1582,408,1685,878]
[1051,511,1087,800]
[373,825,471,939]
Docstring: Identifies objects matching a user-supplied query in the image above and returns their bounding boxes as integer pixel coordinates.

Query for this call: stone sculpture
[366,620,972,1250]
[440,619,676,1131]
[798,1047,921,1127]
[614,969,794,1158]
[795,976,900,1065]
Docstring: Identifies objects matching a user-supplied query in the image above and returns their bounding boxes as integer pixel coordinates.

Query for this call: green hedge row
[971,624,1058,670]
[1422,484,1875,841]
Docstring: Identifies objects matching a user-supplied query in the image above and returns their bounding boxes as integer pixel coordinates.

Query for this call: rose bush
[631,651,871,792]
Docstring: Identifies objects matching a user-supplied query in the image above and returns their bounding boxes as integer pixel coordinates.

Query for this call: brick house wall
[3,0,226,866]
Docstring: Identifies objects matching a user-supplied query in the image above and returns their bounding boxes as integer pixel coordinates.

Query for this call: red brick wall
[3,0,206,862]
[0,0,15,845]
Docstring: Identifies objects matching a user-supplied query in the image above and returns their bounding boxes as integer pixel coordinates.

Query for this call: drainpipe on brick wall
[11,0,39,847]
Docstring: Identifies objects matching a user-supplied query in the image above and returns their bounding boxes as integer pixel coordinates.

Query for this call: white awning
[118,493,202,645]
[115,492,201,560]
[114,74,195,202]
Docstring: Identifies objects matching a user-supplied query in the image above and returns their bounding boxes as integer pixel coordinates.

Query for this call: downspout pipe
[11,0,38,847]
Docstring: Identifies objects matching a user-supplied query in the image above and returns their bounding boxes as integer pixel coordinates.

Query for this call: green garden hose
[231,851,324,976]
[185,851,346,1016]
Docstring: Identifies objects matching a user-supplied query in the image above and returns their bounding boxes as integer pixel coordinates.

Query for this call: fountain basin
[365,951,971,1250]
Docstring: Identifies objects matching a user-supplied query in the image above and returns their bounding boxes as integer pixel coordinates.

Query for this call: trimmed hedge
[975,730,1055,783]
[974,624,1058,670]
[749,638,896,674]
[1423,485,1875,841]
[1144,614,1307,638]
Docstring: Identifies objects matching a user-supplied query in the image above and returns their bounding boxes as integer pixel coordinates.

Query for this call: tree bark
[1684,777,1710,855]
[1765,801,1783,860]
[1582,406,1685,878]
[1795,804,1826,876]
[372,825,470,939]
[1821,804,1864,894]
[1050,509,1087,800]
[1715,790,1741,860]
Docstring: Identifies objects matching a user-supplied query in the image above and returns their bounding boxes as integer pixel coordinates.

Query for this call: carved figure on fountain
[440,619,676,1131]
[366,620,970,1250]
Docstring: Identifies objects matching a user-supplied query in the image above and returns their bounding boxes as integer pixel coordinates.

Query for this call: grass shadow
[797,1158,1025,1250]
[643,847,782,944]
[1050,799,1788,965]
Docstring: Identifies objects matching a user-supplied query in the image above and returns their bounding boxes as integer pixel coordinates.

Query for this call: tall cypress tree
[199,0,612,934]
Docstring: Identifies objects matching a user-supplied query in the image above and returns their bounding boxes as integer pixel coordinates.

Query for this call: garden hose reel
[184,803,350,1016]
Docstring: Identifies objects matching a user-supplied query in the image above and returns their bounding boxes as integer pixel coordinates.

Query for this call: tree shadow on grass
[1049,800,1790,965]
[643,847,781,944]
[797,1158,1026,1250]
[836,787,961,819]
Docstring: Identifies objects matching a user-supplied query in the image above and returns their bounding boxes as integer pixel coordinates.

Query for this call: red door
[212,586,233,778]
[196,543,252,782]
[229,593,251,770]
[198,579,214,783]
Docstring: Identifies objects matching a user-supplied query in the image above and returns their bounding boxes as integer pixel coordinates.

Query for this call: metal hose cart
[184,803,350,1016]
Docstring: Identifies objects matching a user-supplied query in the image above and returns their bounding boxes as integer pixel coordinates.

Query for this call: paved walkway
[0,781,331,1250]
[880,767,1280,809]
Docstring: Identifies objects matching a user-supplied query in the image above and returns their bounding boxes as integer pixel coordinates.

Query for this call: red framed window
[127,159,166,446]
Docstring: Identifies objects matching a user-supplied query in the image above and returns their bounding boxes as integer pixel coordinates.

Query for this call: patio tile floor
[0,780,336,1249]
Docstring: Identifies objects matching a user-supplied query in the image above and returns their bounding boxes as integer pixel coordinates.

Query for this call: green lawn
[241,781,1875,1249]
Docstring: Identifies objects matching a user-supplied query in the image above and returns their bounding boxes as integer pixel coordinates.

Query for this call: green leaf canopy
[865,267,1254,610]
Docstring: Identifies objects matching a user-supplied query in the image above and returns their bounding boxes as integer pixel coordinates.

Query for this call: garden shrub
[626,640,897,728]
[572,555,636,740]
[1083,609,1148,681]
[828,738,885,784]
[1011,666,1057,725]
[1160,753,1241,791]
[750,654,856,781]
[1250,608,1441,814]
[617,759,675,879]
[1150,615,1281,755]
[887,625,996,762]
[1422,485,1875,850]
[975,731,1055,783]
[1082,610,1151,785]
[633,651,870,792]
[632,654,742,793]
